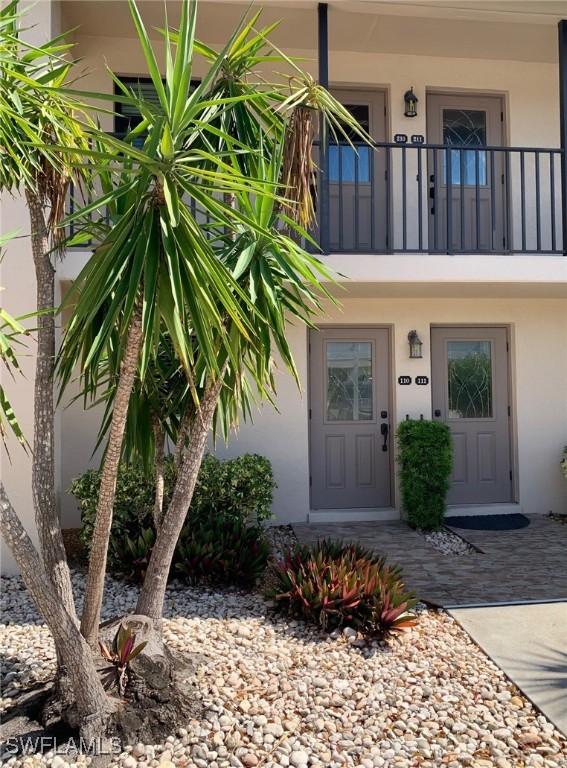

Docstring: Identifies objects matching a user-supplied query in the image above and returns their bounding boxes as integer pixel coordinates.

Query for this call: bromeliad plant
[175,517,270,587]
[99,625,147,696]
[269,540,417,637]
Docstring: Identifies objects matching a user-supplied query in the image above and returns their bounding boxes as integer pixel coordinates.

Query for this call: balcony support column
[559,20,567,254]
[318,2,330,254]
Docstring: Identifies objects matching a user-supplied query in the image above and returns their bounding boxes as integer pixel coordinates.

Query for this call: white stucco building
[1,0,566,572]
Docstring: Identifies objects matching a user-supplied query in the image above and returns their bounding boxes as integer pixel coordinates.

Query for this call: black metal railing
[314,140,565,255]
[67,139,565,256]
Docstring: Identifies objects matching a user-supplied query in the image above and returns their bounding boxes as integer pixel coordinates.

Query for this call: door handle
[380,422,389,452]
[429,175,435,213]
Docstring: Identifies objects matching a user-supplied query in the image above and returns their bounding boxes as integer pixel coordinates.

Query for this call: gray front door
[427,93,506,252]
[329,90,388,252]
[309,327,391,509]
[431,327,512,505]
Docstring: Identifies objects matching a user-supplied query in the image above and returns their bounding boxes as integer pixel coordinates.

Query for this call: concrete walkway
[293,515,567,606]
[450,603,567,736]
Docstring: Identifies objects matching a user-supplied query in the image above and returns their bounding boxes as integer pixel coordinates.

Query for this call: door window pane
[326,341,373,421]
[447,340,493,419]
[329,104,370,183]
[329,145,370,183]
[443,109,487,186]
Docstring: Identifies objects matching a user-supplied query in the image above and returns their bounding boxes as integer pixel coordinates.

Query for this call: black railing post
[318,3,330,254]
[446,147,453,254]
[559,20,567,254]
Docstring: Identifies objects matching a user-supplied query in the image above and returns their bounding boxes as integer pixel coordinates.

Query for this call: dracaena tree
[0,232,113,739]
[2,0,371,743]
[65,4,369,634]
[0,0,92,624]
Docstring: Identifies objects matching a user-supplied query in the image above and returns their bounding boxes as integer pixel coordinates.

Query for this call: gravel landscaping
[423,529,476,556]
[2,571,566,768]
[264,525,298,561]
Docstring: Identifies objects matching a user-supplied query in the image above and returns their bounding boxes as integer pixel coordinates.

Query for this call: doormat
[445,514,530,531]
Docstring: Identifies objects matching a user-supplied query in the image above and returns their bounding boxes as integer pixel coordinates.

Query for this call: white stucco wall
[213,296,567,522]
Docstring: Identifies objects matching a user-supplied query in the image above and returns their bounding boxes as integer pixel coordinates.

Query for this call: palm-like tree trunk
[0,483,114,738]
[136,375,223,620]
[80,308,143,646]
[26,190,77,626]
[152,416,165,530]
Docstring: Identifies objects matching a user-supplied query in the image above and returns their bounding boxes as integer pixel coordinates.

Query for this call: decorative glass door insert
[443,108,487,186]
[325,341,373,422]
[447,340,493,419]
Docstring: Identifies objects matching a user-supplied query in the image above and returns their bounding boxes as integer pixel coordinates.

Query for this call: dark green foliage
[71,463,173,570]
[190,454,275,525]
[268,540,416,637]
[175,518,270,587]
[71,453,275,583]
[121,528,155,583]
[397,419,453,531]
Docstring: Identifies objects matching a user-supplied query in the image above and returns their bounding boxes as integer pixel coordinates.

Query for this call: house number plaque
[394,133,408,144]
[398,375,412,385]
[416,376,429,385]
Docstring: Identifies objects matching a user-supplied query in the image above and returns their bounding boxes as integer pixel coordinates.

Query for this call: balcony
[314,141,565,256]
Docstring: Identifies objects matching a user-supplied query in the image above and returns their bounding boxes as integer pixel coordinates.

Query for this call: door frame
[425,89,510,253]
[307,324,395,512]
[430,323,518,505]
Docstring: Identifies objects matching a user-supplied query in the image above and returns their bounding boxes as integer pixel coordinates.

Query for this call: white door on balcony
[427,94,506,253]
[328,89,388,252]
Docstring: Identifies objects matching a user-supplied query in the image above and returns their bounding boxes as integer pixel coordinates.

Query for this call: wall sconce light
[408,330,423,358]
[404,87,418,118]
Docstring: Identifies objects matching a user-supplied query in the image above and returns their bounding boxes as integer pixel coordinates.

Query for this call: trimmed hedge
[397,419,453,531]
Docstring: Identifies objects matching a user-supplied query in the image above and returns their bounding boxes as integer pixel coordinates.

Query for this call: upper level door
[309,327,391,509]
[427,93,506,253]
[431,326,512,505]
[328,89,388,252]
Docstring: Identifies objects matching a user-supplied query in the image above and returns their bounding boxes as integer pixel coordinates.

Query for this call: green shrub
[268,540,416,637]
[175,518,270,587]
[191,453,274,525]
[71,452,275,580]
[71,465,168,570]
[397,419,453,531]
